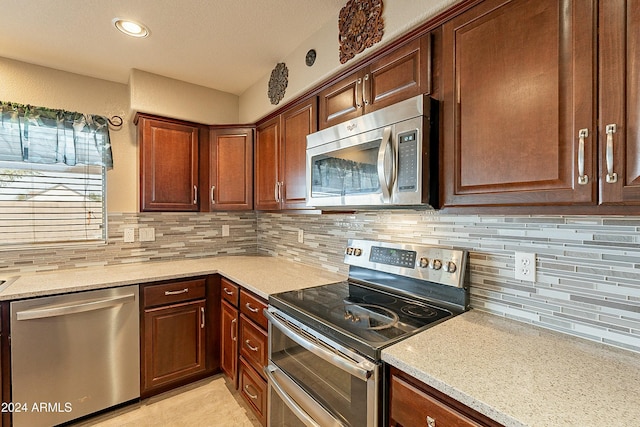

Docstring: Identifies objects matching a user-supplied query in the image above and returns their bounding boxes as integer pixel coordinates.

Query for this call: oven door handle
[266,364,347,427]
[264,309,374,381]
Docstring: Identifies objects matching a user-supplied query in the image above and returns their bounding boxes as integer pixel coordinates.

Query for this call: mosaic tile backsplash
[257,210,640,353]
[1,209,639,353]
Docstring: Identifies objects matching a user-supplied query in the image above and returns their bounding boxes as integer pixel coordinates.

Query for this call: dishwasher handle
[16,293,136,321]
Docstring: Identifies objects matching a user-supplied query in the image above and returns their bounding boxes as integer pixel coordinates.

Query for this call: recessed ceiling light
[113,18,150,38]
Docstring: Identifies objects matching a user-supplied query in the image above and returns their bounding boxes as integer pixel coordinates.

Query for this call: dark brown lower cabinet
[142,299,207,394]
[141,277,218,398]
[389,367,503,427]
[239,358,267,426]
[220,299,239,387]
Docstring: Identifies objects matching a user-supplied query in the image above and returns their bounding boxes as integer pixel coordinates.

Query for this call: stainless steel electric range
[265,239,469,427]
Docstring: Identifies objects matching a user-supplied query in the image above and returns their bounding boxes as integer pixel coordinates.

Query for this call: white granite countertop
[0,256,346,301]
[382,310,640,427]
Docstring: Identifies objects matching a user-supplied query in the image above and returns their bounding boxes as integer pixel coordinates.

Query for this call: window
[0,102,113,247]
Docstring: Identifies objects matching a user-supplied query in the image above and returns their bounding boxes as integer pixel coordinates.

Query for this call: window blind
[0,161,105,245]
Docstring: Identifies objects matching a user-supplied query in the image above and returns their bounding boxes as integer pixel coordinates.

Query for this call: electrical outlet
[123,227,135,243]
[298,229,304,243]
[139,227,155,242]
[222,224,230,237]
[515,252,536,282]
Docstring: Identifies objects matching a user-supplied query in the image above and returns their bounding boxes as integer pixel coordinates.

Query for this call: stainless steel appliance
[266,239,469,426]
[305,95,439,209]
[10,285,140,427]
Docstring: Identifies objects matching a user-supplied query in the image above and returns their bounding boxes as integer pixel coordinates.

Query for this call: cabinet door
[255,116,281,210]
[139,116,199,211]
[366,35,431,113]
[280,99,317,209]
[599,1,640,204]
[143,299,206,393]
[220,299,238,387]
[208,127,254,210]
[318,71,364,130]
[442,0,596,208]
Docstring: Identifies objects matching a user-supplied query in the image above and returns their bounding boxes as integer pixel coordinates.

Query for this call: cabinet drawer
[240,290,267,329]
[239,358,267,426]
[220,277,240,306]
[143,278,206,308]
[240,315,268,376]
[390,374,484,427]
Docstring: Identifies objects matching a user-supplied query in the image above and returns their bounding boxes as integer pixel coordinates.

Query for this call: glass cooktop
[269,280,452,359]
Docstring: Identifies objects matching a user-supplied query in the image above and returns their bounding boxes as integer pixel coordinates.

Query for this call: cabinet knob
[426,415,436,427]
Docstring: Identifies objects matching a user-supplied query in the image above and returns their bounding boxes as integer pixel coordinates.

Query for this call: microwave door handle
[377,126,393,202]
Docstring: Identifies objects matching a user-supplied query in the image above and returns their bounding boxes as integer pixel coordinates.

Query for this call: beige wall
[0,57,136,212]
[0,59,241,213]
[238,0,461,123]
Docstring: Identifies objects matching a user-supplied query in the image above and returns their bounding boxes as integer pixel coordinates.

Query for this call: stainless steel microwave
[306,95,438,209]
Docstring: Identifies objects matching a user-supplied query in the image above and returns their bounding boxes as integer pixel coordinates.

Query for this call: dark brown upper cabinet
[598,1,640,205]
[137,114,200,212]
[318,34,431,130]
[203,126,254,211]
[441,0,596,208]
[255,97,316,210]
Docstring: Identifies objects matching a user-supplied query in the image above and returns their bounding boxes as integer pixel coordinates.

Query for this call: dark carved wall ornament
[268,62,288,105]
[338,0,384,64]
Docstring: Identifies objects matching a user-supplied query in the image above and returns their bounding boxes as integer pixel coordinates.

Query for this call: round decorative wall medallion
[305,49,317,67]
[338,0,384,64]
[268,62,288,105]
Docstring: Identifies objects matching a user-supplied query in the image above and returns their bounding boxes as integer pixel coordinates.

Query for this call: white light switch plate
[515,252,536,282]
[222,225,230,237]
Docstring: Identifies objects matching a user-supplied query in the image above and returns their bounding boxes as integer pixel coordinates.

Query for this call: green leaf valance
[0,102,114,169]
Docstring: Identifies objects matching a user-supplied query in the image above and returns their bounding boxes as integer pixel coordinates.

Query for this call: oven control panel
[344,239,467,288]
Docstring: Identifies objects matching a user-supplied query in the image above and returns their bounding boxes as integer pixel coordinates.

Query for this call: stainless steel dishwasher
[10,285,140,427]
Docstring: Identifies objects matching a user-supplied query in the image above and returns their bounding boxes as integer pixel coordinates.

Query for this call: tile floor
[70,375,261,427]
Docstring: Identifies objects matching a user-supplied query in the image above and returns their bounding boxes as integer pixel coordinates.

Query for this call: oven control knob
[444,261,457,273]
[419,257,429,268]
[353,248,362,256]
[430,259,442,270]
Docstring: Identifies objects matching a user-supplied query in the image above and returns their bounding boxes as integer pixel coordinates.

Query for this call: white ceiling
[0,0,345,95]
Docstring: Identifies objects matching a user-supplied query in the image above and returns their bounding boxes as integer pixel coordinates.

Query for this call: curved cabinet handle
[222,287,234,296]
[245,340,259,352]
[165,288,188,296]
[355,77,363,109]
[245,302,259,313]
[193,185,198,204]
[274,182,280,203]
[577,128,589,185]
[231,318,237,342]
[363,73,370,106]
[605,124,618,183]
[200,307,205,329]
[244,384,258,400]
[210,185,215,204]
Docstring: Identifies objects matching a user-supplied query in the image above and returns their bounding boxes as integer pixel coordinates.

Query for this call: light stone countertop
[382,309,640,427]
[0,255,346,301]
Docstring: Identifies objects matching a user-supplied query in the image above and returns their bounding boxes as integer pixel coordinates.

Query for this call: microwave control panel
[397,130,418,192]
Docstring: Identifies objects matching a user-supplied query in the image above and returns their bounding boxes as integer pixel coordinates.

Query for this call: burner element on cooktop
[331,303,399,330]
[401,304,438,319]
[362,293,398,305]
